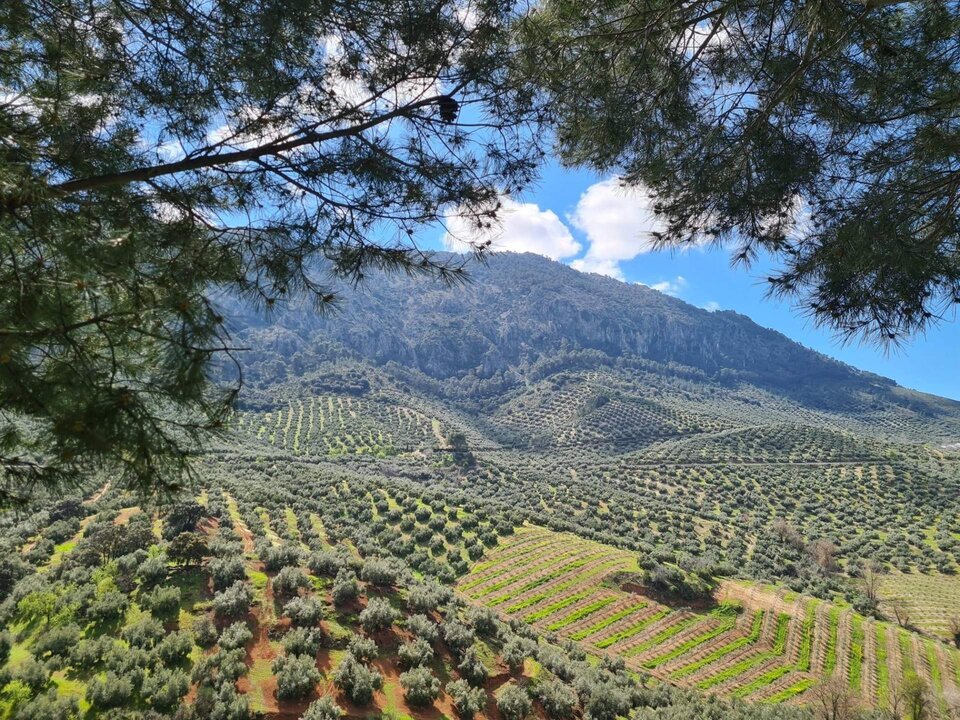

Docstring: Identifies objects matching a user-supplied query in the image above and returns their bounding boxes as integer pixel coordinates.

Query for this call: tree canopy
[0,0,540,503]
[519,0,960,343]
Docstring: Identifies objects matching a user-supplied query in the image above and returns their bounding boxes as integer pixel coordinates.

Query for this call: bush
[347,635,379,663]
[398,638,433,668]
[308,551,344,577]
[360,558,398,587]
[87,671,133,708]
[213,581,253,619]
[331,569,360,606]
[333,654,383,705]
[407,614,439,642]
[458,646,489,687]
[497,684,531,720]
[447,679,487,720]
[537,680,578,719]
[220,622,254,651]
[359,597,399,632]
[142,668,189,709]
[273,653,322,700]
[283,596,324,626]
[157,630,194,663]
[400,667,441,707]
[272,566,310,598]
[193,614,219,647]
[301,696,343,720]
[282,627,324,656]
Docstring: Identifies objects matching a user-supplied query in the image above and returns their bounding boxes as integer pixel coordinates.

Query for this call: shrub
[497,684,531,720]
[0,631,10,665]
[87,671,133,708]
[347,635,379,663]
[272,566,310,598]
[407,614,439,642]
[274,653,322,700]
[301,696,343,720]
[282,627,324,656]
[220,621,254,651]
[398,638,433,668]
[283,596,324,626]
[447,679,487,720]
[333,654,383,705]
[359,597,399,632]
[466,606,499,637]
[213,581,253,619]
[209,556,246,592]
[400,667,441,707]
[501,638,528,672]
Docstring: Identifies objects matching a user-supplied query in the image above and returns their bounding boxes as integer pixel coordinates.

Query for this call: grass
[641,608,739,669]
[627,615,703,659]
[849,615,864,691]
[571,602,648,641]
[524,592,592,623]
[671,611,765,680]
[795,601,816,672]
[595,609,669,649]
[824,608,841,674]
[731,665,793,698]
[696,614,789,691]
[547,596,617,631]
[876,625,890,706]
[764,678,816,704]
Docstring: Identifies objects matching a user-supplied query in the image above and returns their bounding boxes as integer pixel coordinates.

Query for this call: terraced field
[877,572,960,641]
[462,527,960,708]
[233,396,443,457]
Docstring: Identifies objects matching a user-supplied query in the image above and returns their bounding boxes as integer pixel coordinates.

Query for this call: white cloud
[567,177,664,280]
[702,300,721,312]
[443,197,581,260]
[642,276,687,297]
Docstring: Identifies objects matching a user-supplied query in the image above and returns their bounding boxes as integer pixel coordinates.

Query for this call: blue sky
[435,162,960,401]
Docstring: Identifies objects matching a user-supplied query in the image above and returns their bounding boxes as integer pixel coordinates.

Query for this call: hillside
[3,253,960,720]
[222,252,960,445]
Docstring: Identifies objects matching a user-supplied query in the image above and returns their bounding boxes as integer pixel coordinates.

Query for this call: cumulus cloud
[442,197,581,260]
[641,276,687,297]
[567,178,664,280]
[702,300,721,312]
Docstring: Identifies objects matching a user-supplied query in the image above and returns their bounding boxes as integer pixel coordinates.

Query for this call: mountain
[222,251,960,445]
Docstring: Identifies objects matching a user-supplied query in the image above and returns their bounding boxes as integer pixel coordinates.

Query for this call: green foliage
[273,653,322,700]
[0,0,540,501]
[399,666,441,707]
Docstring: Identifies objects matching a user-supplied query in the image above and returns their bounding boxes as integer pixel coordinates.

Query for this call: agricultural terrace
[461,527,960,708]
[877,572,960,641]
